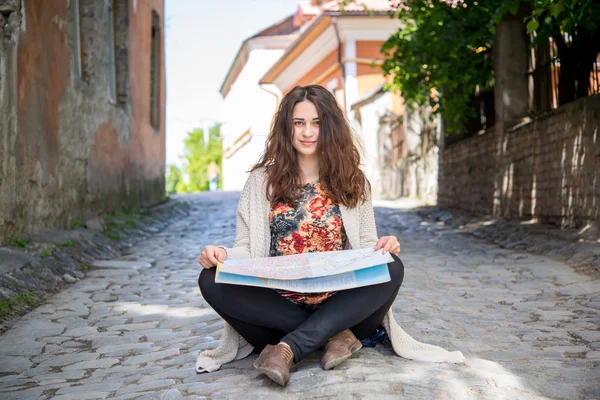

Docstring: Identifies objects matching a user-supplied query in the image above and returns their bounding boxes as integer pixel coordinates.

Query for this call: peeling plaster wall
[0,0,166,243]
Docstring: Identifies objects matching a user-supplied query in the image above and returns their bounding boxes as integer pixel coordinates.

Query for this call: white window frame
[326,78,338,94]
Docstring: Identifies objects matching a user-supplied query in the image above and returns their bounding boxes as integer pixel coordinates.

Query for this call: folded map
[217,247,394,280]
[214,248,394,292]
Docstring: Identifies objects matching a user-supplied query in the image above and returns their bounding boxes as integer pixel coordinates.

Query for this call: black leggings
[198,254,404,362]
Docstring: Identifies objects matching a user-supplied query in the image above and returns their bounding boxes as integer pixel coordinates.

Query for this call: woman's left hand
[374,236,401,255]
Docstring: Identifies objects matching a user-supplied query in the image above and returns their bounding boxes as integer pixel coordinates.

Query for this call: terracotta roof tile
[320,0,395,12]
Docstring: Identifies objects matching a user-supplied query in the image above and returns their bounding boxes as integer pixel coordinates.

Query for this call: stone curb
[0,197,191,334]
[416,205,600,274]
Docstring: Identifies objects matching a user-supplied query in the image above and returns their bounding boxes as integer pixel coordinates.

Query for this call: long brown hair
[251,85,369,208]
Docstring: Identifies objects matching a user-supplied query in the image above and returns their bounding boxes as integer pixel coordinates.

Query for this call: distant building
[259,0,405,199]
[219,14,299,191]
[0,0,166,243]
[221,1,433,200]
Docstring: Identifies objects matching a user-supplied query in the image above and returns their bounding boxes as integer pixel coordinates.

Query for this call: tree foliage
[166,124,223,193]
[381,0,500,133]
[379,0,600,133]
[503,0,600,104]
[165,164,182,194]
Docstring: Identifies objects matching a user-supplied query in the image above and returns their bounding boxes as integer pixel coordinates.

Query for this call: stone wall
[0,0,166,244]
[438,95,600,227]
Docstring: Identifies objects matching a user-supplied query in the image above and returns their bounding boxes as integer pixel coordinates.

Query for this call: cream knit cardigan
[196,168,465,373]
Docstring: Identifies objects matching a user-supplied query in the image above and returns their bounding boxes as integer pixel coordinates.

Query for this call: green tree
[381,0,501,134]
[498,0,600,104]
[179,124,223,193]
[165,164,182,194]
[376,0,600,133]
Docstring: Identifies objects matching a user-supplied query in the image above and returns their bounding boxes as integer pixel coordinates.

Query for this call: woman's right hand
[198,245,227,269]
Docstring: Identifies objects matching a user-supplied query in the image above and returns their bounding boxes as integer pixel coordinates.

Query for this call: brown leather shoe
[321,329,362,370]
[254,343,294,386]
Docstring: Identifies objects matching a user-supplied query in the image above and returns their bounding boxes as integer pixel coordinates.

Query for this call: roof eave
[259,14,330,85]
[259,11,394,86]
[219,40,250,98]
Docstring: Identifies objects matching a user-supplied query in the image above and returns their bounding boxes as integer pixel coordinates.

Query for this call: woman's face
[291,100,320,158]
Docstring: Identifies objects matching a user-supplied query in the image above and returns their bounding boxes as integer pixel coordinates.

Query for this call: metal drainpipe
[260,84,280,106]
[332,16,347,113]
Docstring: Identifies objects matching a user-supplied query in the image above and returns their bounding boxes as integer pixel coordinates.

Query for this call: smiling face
[291,100,320,159]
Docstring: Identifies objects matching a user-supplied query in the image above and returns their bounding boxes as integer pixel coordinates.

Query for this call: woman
[196,85,464,386]
[206,161,219,192]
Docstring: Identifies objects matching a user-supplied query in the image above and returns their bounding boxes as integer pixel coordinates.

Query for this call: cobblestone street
[0,192,598,399]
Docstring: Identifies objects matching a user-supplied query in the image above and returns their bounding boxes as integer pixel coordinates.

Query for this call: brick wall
[438,94,600,227]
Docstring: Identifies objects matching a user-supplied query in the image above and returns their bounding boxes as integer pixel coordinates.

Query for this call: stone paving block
[142,329,191,342]
[87,309,124,320]
[576,330,600,342]
[137,367,196,383]
[122,348,180,365]
[95,318,129,328]
[95,342,154,356]
[42,344,65,354]
[89,365,140,380]
[30,354,55,365]
[32,369,87,382]
[114,379,177,395]
[9,320,66,337]
[55,382,122,395]
[62,326,98,337]
[0,194,598,398]
[130,313,168,323]
[0,377,32,391]
[0,337,44,356]
[56,303,90,317]
[585,386,600,399]
[63,358,120,370]
[91,293,118,302]
[155,389,184,400]
[0,387,47,399]
[52,392,113,400]
[107,322,159,332]
[0,356,32,373]
[586,351,600,359]
[35,352,99,369]
[558,281,600,296]
[91,260,152,269]
[161,316,221,330]
[91,333,141,348]
[60,340,90,350]
[109,393,157,400]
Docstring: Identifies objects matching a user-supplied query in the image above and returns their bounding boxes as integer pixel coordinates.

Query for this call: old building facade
[0,0,166,243]
[221,0,432,200]
[220,15,299,191]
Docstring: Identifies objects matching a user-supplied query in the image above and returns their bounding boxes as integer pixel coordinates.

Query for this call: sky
[165,0,301,166]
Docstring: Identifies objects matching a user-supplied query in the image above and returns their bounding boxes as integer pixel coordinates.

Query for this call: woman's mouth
[300,141,315,146]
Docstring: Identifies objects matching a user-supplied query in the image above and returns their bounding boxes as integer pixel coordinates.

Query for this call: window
[326,78,338,96]
[150,10,161,130]
[113,0,129,104]
[78,0,96,81]
[107,0,117,103]
[73,0,83,79]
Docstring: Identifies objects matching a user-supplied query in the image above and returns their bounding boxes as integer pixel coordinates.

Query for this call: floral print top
[269,180,347,310]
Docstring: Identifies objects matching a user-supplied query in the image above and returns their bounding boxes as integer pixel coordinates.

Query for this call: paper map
[215,248,393,292]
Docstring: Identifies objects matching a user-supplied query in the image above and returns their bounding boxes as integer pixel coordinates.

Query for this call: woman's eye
[313,121,320,127]
[294,121,304,126]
